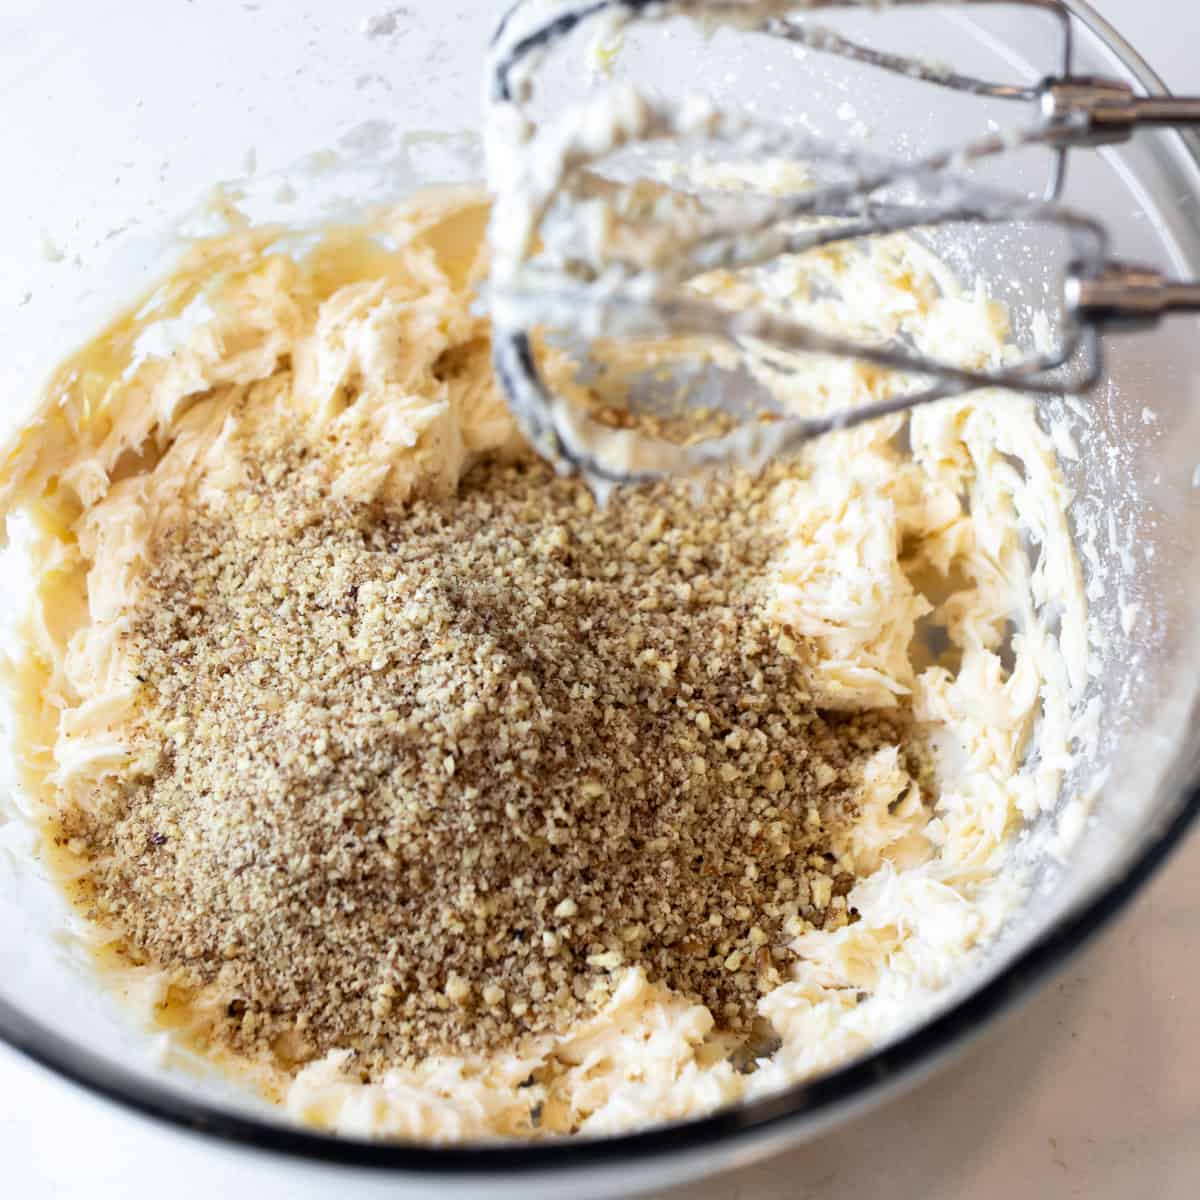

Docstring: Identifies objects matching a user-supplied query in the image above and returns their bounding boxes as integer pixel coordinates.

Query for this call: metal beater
[484,0,1200,482]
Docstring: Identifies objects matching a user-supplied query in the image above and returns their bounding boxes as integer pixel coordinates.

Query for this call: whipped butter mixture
[0,179,1087,1141]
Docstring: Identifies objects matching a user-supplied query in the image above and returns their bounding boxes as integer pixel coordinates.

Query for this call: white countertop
[4,2,1199,1197]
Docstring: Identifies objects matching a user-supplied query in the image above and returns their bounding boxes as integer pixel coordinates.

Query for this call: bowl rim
[2,0,1198,1179]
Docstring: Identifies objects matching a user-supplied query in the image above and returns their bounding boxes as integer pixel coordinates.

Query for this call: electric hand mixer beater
[483,0,1200,483]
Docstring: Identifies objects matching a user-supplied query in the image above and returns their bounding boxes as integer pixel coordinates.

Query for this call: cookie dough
[0,182,1086,1141]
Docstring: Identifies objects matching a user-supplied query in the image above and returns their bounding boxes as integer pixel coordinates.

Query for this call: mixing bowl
[0,2,1197,1196]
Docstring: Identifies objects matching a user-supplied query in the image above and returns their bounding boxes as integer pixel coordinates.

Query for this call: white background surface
[4,2,1199,1197]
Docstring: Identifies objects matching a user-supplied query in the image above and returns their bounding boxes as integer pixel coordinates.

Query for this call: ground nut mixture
[65,440,918,1072]
[0,187,1088,1140]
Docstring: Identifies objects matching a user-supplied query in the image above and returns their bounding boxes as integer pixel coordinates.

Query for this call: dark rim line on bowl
[2,0,1198,1175]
